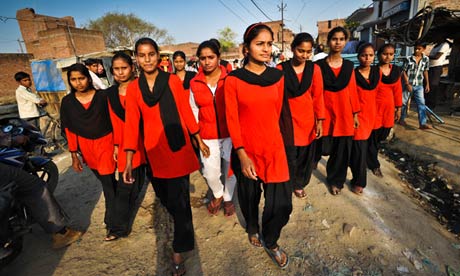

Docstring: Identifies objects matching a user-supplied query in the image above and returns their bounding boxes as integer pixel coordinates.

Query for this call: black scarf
[106,84,125,121]
[381,65,401,84]
[281,60,314,98]
[355,66,380,90]
[182,71,196,90]
[138,70,185,152]
[60,90,112,139]
[228,67,283,87]
[316,58,354,92]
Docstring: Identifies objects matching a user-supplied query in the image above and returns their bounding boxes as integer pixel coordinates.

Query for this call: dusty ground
[1,108,460,276]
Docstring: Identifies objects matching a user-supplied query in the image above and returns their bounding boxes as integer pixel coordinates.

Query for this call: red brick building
[16,8,105,60]
[0,54,34,104]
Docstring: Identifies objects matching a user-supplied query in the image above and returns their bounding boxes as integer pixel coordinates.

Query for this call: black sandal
[104,234,119,242]
[171,261,186,276]
[264,246,289,269]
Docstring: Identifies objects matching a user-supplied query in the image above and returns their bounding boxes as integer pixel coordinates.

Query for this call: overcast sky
[0,0,370,53]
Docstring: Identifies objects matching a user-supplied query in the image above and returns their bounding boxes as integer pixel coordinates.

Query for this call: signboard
[383,0,410,18]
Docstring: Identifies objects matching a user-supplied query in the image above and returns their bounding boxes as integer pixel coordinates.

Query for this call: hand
[237,149,257,180]
[71,154,83,172]
[39,99,47,107]
[12,135,29,146]
[406,84,413,92]
[395,108,402,122]
[199,140,210,158]
[113,145,118,161]
[122,163,134,184]
[353,114,360,129]
[315,120,323,139]
[425,85,430,93]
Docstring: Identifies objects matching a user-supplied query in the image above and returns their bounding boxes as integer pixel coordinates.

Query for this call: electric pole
[278,0,287,52]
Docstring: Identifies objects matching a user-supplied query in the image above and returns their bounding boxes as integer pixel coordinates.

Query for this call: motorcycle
[0,117,59,266]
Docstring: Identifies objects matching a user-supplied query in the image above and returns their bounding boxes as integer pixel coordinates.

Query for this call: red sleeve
[226,63,233,73]
[349,70,361,114]
[224,76,244,149]
[312,64,325,120]
[65,128,78,152]
[170,75,200,135]
[124,81,141,152]
[108,102,122,146]
[393,76,403,107]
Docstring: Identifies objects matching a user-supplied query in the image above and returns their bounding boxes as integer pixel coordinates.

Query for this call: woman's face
[199,47,219,73]
[69,71,90,93]
[247,29,273,64]
[328,31,346,53]
[358,47,375,68]
[173,56,186,72]
[379,47,395,65]
[112,58,133,83]
[293,41,313,63]
[136,43,159,74]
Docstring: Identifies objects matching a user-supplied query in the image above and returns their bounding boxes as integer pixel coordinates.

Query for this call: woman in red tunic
[106,52,146,240]
[225,23,291,269]
[349,43,380,195]
[122,38,209,276]
[60,63,117,240]
[276,32,325,199]
[314,26,360,195]
[173,50,196,99]
[368,43,403,178]
[189,40,236,216]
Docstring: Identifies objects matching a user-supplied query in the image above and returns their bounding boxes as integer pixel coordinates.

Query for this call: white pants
[200,138,236,202]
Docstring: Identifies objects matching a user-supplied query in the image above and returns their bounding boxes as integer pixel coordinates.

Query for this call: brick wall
[0,54,34,104]
[425,0,460,9]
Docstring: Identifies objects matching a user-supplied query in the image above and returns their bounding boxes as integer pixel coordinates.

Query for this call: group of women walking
[59,23,402,275]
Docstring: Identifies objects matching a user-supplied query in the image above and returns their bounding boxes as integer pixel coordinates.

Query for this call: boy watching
[14,71,47,129]
[84,58,107,90]
[401,42,431,129]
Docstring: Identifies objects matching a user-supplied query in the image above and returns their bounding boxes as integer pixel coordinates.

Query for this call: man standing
[427,40,451,110]
[14,71,47,130]
[401,42,431,129]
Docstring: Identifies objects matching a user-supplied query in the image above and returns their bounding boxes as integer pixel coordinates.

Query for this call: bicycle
[39,112,67,153]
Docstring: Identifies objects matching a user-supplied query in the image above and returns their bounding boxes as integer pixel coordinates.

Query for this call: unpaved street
[1,138,459,276]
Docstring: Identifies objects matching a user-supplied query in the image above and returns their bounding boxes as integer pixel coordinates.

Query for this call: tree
[86,12,174,49]
[217,27,237,53]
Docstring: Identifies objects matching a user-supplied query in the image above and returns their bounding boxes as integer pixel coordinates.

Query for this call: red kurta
[374,65,403,129]
[108,94,146,172]
[224,75,289,183]
[277,63,325,146]
[66,102,115,175]
[353,77,378,140]
[124,74,200,178]
[322,66,360,137]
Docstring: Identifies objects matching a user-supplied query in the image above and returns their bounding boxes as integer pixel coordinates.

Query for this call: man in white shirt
[427,40,451,109]
[14,71,47,129]
[84,58,107,90]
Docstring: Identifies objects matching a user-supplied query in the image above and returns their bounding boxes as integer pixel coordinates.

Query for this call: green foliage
[217,27,237,53]
[86,12,174,49]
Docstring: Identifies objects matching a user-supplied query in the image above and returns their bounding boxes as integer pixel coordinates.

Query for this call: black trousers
[232,152,292,249]
[111,165,146,237]
[315,136,352,188]
[0,163,67,244]
[285,141,316,190]
[367,128,391,170]
[427,66,442,109]
[151,175,194,253]
[91,170,117,232]
[350,140,368,188]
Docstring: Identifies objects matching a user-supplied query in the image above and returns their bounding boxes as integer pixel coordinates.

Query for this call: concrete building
[16,8,106,60]
[316,18,346,46]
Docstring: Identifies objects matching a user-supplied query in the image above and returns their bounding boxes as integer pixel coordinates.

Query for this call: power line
[250,0,273,21]
[218,0,249,24]
[237,0,259,20]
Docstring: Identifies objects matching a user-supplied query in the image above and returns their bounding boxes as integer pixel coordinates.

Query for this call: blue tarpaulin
[31,60,66,92]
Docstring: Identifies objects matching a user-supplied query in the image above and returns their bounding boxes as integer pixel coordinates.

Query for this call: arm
[393,75,403,122]
[189,88,199,123]
[312,65,325,138]
[16,86,44,104]
[402,71,412,92]
[424,70,430,93]
[348,71,360,129]
[107,102,122,161]
[65,128,83,172]
[122,81,141,183]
